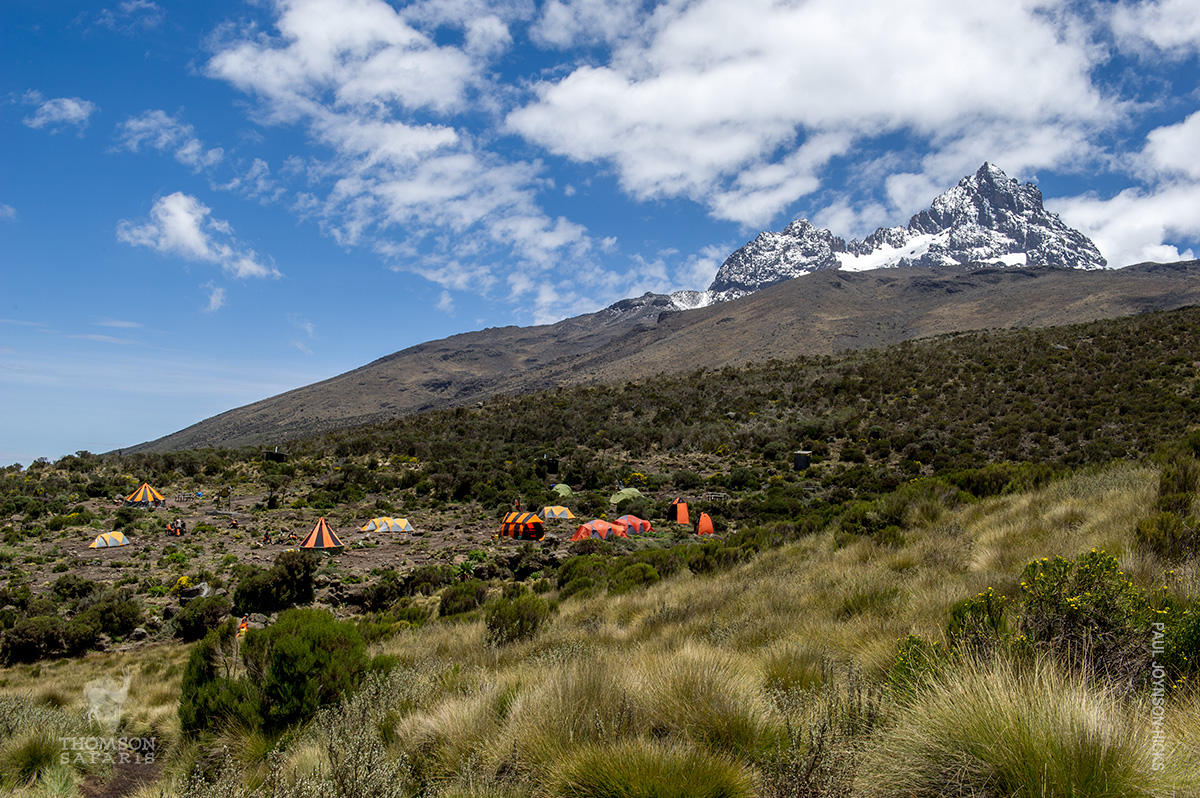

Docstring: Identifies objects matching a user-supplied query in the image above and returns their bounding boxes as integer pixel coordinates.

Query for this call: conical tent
[609,487,644,504]
[125,483,165,507]
[89,531,130,548]
[301,517,344,550]
[501,512,545,540]
[696,512,714,536]
[615,514,652,534]
[668,498,689,525]
[542,505,576,520]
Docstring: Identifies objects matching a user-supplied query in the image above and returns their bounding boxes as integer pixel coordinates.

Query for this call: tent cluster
[125,483,165,508]
[570,513,653,541]
[360,516,414,533]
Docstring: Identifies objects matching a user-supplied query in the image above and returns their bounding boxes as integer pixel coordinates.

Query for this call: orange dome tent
[696,512,714,536]
[301,517,344,550]
[570,519,627,541]
[615,514,651,534]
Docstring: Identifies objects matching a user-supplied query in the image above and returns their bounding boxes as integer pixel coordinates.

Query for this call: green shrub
[0,729,60,786]
[610,563,660,595]
[947,587,1011,654]
[0,616,64,664]
[439,580,487,617]
[1018,549,1150,679]
[559,577,596,601]
[484,592,550,645]
[232,549,317,615]
[1136,512,1200,562]
[248,608,368,732]
[179,619,259,736]
[175,594,233,642]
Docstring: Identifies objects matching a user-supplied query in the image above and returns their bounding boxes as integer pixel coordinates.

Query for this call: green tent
[609,487,644,504]
[552,483,574,497]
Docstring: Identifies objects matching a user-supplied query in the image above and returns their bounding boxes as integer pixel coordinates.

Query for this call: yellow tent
[542,505,576,520]
[89,531,130,548]
[360,516,414,532]
[125,483,165,507]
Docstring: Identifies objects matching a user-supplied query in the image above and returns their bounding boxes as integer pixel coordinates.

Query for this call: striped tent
[301,517,344,550]
[500,512,545,540]
[615,514,652,534]
[541,505,576,520]
[360,516,415,533]
[570,519,627,542]
[89,531,130,548]
[125,483,165,507]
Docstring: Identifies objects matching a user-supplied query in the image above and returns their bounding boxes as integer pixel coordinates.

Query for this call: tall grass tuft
[551,738,754,798]
[860,656,1193,797]
[0,729,60,787]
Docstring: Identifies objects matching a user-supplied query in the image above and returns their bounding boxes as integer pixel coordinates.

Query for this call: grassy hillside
[1,306,1198,796]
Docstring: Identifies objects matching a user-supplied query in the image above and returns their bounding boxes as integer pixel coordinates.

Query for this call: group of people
[165,519,186,536]
[261,528,299,545]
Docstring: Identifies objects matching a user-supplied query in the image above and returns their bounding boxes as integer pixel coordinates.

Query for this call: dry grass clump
[549,738,755,798]
[859,656,1199,798]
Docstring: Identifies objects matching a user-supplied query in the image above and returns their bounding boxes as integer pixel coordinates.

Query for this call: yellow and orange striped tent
[301,517,344,550]
[500,512,544,540]
[125,483,165,506]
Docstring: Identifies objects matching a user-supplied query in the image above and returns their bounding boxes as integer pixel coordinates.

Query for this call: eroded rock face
[706,163,1106,300]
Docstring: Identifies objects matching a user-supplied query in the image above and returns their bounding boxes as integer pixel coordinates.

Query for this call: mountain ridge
[124,259,1200,453]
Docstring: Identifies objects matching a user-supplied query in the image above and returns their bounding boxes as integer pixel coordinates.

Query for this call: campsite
[2,309,1200,797]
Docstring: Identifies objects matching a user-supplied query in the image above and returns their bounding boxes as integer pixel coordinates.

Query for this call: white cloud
[117,192,280,279]
[202,283,226,312]
[1111,0,1200,59]
[22,92,98,133]
[509,0,1113,227]
[0,204,15,220]
[531,0,644,48]
[1056,182,1200,268]
[435,290,455,315]
[1142,111,1200,181]
[205,0,599,306]
[97,1,165,31]
[115,110,224,171]
[98,319,142,328]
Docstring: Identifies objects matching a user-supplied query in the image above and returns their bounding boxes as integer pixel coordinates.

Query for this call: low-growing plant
[485,591,550,645]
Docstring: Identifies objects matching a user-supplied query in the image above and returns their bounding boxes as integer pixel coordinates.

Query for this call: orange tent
[615,514,652,534]
[570,519,626,541]
[696,512,714,536]
[301,517,344,550]
[501,512,545,540]
[668,498,689,525]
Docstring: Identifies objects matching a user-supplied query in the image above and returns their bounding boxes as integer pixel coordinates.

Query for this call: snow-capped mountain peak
[704,163,1107,302]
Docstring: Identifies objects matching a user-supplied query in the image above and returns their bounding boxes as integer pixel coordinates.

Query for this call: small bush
[485,592,550,645]
[609,563,660,595]
[439,580,488,617]
[175,594,233,642]
[1136,512,1200,562]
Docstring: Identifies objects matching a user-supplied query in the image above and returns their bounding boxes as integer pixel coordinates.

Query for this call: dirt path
[79,759,163,798]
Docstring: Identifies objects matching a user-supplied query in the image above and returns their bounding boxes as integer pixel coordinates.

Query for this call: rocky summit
[706,163,1107,301]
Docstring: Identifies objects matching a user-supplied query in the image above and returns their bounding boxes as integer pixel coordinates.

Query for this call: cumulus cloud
[1111,0,1200,59]
[115,110,224,171]
[205,0,599,321]
[509,0,1112,227]
[117,192,280,279]
[202,283,226,312]
[22,92,98,133]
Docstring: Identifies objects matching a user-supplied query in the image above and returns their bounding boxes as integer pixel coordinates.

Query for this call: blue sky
[3,0,1198,466]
